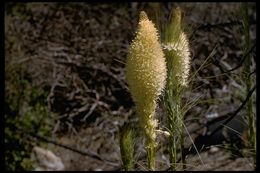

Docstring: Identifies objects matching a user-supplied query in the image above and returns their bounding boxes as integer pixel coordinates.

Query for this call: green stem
[165,87,182,170]
[138,103,157,171]
[168,112,177,171]
[241,3,256,164]
[180,122,186,170]
[120,124,135,171]
[147,138,156,171]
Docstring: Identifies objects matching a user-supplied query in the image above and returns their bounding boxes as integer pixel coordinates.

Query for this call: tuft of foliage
[119,124,135,171]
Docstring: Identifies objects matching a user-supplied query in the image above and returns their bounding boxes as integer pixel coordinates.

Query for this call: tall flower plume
[125,11,167,170]
[163,7,191,170]
[163,7,190,87]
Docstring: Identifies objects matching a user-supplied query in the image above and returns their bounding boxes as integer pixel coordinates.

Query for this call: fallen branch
[177,84,256,165]
[196,20,256,31]
[14,125,120,167]
[211,43,256,74]
[209,84,256,136]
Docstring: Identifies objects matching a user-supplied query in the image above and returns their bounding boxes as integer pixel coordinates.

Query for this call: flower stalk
[163,7,190,170]
[126,11,167,170]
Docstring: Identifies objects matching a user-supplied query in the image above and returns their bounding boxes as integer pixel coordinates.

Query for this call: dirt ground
[5,2,256,171]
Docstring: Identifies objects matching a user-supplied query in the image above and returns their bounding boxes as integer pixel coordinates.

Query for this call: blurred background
[5,2,256,171]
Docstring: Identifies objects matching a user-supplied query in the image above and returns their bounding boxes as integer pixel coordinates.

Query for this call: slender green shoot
[241,2,256,165]
[119,124,135,171]
[162,7,190,170]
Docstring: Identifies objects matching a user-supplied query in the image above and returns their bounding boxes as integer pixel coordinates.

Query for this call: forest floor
[5,2,256,171]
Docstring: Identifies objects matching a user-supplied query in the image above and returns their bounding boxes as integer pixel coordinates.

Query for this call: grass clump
[119,124,135,171]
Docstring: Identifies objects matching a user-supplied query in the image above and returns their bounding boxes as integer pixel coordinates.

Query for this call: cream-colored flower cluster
[126,11,167,108]
[125,11,167,170]
[163,32,190,87]
[164,8,190,87]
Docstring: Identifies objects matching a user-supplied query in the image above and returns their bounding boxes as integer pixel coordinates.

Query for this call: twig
[38,3,62,40]
[176,84,256,164]
[209,84,256,137]
[190,19,256,41]
[82,102,98,121]
[195,20,256,31]
[211,43,256,74]
[14,126,120,167]
[248,69,256,78]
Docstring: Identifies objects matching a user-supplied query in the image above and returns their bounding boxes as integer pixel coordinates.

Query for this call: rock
[33,146,65,171]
